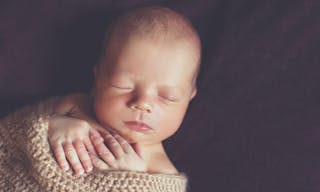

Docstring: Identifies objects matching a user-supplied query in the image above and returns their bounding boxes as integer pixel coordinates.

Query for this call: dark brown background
[1,0,319,191]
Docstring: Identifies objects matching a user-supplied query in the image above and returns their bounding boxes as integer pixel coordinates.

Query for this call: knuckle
[94,143,104,151]
[62,141,69,146]
[102,133,113,140]
[120,140,129,146]
[115,135,126,144]
[113,134,122,140]
[78,149,89,157]
[85,144,95,153]
[73,140,84,149]
[76,120,90,130]
[64,146,73,153]
[110,140,118,146]
[99,148,113,158]
[91,134,103,144]
[72,140,80,146]
[107,137,119,146]
[99,149,110,156]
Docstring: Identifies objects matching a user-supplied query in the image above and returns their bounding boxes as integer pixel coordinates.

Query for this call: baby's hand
[49,115,99,175]
[89,131,147,172]
[48,93,109,175]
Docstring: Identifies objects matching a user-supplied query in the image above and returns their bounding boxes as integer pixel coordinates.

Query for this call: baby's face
[92,37,198,145]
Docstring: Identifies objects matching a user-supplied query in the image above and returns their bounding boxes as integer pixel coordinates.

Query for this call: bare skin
[48,36,198,176]
[49,95,147,175]
[49,94,177,175]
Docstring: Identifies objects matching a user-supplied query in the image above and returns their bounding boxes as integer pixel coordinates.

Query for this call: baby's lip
[124,121,153,132]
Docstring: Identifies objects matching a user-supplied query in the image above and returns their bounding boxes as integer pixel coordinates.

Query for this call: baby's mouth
[124,121,153,132]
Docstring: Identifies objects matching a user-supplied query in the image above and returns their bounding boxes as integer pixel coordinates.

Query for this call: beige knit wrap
[0,99,187,192]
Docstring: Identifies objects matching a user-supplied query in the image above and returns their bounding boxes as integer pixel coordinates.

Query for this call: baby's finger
[51,142,70,171]
[102,132,124,159]
[63,142,84,176]
[90,131,116,167]
[89,153,110,170]
[132,143,143,158]
[83,137,97,156]
[73,139,93,173]
[113,134,134,154]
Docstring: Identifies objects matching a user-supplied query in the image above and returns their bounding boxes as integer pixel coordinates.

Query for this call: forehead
[101,37,198,86]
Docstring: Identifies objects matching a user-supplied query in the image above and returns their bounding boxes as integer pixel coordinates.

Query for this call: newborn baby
[49,6,201,177]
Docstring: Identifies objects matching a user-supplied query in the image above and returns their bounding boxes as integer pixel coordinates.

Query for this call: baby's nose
[128,95,153,113]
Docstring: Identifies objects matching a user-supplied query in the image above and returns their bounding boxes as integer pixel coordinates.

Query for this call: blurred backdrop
[1,0,319,191]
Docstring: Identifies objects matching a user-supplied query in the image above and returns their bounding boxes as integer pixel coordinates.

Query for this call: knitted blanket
[0,99,187,192]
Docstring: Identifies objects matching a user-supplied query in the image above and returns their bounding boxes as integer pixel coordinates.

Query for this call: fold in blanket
[0,98,187,192]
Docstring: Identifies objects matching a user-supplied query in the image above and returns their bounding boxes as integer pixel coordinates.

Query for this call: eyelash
[160,95,178,102]
[110,84,133,90]
[110,84,179,102]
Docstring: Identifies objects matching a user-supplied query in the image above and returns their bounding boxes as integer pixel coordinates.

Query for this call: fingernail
[62,165,69,171]
[77,169,84,175]
[87,166,93,173]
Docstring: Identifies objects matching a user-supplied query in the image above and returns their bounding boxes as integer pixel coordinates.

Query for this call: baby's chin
[100,123,161,145]
[118,132,151,145]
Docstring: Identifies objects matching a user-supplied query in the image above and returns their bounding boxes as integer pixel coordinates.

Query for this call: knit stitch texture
[0,99,187,192]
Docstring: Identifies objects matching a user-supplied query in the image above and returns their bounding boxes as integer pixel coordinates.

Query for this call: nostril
[130,103,152,113]
[131,105,139,111]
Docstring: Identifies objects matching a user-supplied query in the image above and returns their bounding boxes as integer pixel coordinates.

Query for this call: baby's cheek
[94,99,117,122]
[151,105,171,129]
[151,105,166,122]
[152,105,183,129]
[103,102,124,119]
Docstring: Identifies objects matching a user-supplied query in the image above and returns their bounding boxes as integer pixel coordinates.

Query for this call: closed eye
[110,84,133,90]
[160,95,179,102]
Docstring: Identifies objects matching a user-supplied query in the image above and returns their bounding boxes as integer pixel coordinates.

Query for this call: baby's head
[92,6,201,145]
